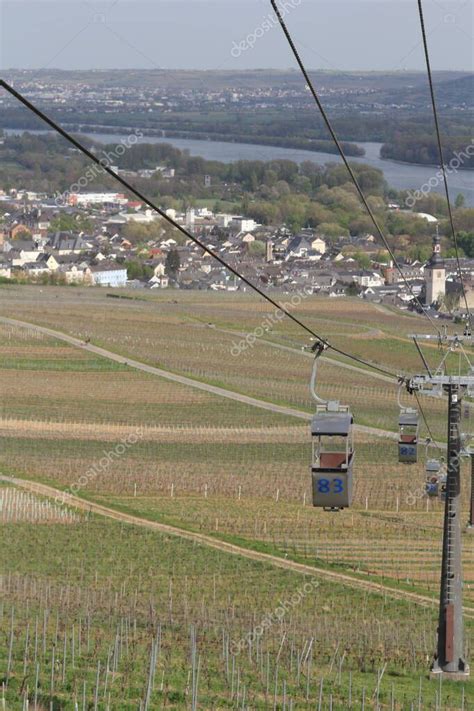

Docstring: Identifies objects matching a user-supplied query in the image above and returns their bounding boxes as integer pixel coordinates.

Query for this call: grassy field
[0,287,473,709]
[0,286,466,438]
[3,511,470,710]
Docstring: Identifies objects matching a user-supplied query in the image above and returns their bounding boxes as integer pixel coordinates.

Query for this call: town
[1,186,472,318]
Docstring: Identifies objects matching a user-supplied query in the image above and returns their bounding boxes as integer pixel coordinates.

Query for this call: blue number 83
[317,478,344,494]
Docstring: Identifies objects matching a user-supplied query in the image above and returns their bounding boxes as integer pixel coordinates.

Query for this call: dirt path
[4,474,474,617]
[0,316,399,441]
[198,321,396,383]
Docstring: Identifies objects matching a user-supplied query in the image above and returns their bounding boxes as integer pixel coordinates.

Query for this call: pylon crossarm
[409,333,474,346]
[409,374,474,396]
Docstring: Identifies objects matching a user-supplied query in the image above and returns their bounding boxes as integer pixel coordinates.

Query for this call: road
[4,473,474,617]
[201,321,396,383]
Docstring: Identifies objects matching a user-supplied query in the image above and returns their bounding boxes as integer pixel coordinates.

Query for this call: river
[4,129,474,206]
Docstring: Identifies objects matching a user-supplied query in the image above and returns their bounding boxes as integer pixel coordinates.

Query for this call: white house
[90,262,128,287]
[121,209,158,224]
[352,270,384,288]
[69,192,128,207]
[149,274,169,289]
[216,213,233,228]
[11,248,43,267]
[62,264,92,285]
[311,237,327,255]
[231,217,257,233]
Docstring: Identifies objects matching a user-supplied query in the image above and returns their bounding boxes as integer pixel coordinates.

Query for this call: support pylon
[430,385,469,679]
[468,453,474,531]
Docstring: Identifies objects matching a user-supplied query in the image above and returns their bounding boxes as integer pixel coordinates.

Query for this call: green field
[0,287,472,709]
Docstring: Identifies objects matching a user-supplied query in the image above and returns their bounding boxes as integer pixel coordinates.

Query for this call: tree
[125,261,153,280]
[12,229,32,241]
[306,204,333,228]
[247,240,266,257]
[165,249,181,280]
[452,209,474,232]
[247,201,279,225]
[374,250,390,264]
[275,180,291,197]
[346,282,361,296]
[262,169,278,187]
[407,244,431,263]
[50,213,92,233]
[317,222,349,239]
[122,223,152,245]
[457,231,474,258]
[411,193,448,217]
[349,215,376,236]
[439,291,460,314]
[455,193,465,209]
[353,251,371,269]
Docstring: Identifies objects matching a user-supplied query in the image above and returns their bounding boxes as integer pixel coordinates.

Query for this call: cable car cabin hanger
[309,344,355,511]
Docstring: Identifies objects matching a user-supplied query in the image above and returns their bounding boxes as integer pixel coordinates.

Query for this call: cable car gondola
[424,440,446,500]
[425,458,442,497]
[309,346,354,511]
[397,380,420,463]
[398,408,419,463]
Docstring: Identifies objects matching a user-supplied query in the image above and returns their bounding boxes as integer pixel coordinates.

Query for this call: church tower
[425,230,446,306]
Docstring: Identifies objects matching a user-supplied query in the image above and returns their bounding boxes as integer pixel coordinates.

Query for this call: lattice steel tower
[408,335,473,679]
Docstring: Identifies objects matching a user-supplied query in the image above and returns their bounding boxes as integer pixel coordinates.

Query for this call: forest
[381,134,474,169]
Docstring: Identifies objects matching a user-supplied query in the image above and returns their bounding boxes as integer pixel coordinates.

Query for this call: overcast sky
[1,0,472,72]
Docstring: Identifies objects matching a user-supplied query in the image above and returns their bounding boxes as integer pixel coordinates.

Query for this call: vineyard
[0,287,473,709]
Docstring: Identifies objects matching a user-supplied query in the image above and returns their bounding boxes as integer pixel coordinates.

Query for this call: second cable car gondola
[398,409,419,463]
[425,458,442,497]
[309,344,354,511]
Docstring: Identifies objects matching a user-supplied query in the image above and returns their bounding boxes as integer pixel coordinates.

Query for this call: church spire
[428,226,443,267]
[425,226,446,306]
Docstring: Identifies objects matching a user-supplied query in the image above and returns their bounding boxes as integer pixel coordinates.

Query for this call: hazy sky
[1,0,473,72]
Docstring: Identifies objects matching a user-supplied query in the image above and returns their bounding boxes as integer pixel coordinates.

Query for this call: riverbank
[4,128,474,205]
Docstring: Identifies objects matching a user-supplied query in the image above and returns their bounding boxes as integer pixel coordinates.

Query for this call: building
[425,232,446,306]
[230,217,257,233]
[385,262,423,285]
[311,237,327,254]
[90,262,128,287]
[351,270,384,288]
[68,193,128,207]
[48,232,85,254]
[0,263,11,279]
